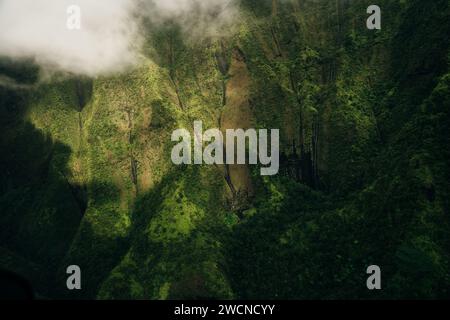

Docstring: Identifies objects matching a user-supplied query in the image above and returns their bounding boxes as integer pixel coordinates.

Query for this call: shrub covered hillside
[1,0,449,299]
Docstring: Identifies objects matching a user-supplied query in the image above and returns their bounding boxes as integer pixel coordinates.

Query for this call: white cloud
[0,0,141,76]
[145,0,238,38]
[0,0,237,77]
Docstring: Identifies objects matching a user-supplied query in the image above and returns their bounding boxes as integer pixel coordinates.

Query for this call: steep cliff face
[1,0,449,299]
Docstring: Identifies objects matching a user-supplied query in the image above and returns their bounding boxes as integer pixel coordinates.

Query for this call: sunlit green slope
[1,0,449,299]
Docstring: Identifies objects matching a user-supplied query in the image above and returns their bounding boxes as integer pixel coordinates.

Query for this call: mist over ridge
[0,0,238,77]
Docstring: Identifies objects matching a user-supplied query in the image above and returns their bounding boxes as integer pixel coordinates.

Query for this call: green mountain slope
[1,0,449,299]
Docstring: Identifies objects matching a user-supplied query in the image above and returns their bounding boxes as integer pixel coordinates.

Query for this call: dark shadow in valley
[0,63,92,298]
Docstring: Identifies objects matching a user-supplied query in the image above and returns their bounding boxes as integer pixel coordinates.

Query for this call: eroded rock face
[220,47,254,199]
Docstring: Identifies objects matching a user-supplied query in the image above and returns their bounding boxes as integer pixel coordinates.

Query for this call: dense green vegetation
[1,0,449,299]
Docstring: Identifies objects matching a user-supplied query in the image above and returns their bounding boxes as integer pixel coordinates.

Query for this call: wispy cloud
[0,0,237,77]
